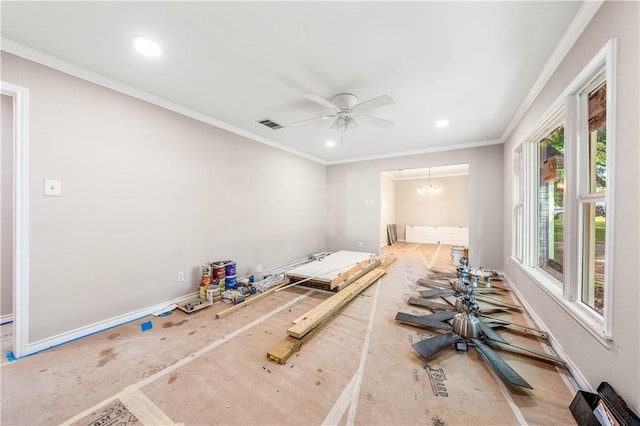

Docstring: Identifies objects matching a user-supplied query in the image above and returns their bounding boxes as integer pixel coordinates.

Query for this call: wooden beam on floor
[266,320,331,365]
[291,259,381,324]
[215,280,289,319]
[287,268,386,338]
[267,257,396,364]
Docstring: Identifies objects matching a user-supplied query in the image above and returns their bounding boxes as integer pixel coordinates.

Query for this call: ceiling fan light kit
[288,92,395,142]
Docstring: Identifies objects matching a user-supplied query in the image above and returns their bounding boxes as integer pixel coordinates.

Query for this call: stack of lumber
[267,254,396,364]
[286,250,377,291]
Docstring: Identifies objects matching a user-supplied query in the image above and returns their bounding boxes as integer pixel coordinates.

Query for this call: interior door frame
[1,81,29,358]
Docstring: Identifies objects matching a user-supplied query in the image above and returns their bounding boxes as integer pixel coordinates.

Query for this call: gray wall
[1,52,326,342]
[395,175,469,240]
[1,94,13,319]
[326,143,503,269]
[379,173,396,248]
[502,1,639,412]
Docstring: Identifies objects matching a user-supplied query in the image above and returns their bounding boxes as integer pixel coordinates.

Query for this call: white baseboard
[498,271,593,393]
[1,313,14,324]
[23,292,197,357]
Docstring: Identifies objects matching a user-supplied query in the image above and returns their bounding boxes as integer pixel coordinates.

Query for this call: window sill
[509,257,612,348]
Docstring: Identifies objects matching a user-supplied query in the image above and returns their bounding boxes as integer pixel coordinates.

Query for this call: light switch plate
[44,179,61,196]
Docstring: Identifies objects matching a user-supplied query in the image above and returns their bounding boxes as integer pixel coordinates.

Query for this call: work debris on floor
[0,244,579,425]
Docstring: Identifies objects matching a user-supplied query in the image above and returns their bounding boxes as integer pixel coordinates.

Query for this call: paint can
[451,246,468,266]
[207,285,221,303]
[201,265,212,286]
[225,275,238,289]
[212,263,226,280]
[225,261,236,277]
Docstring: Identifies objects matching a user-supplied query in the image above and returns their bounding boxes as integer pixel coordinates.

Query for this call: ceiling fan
[396,257,566,390]
[289,93,395,141]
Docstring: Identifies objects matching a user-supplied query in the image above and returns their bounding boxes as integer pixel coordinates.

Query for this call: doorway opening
[1,81,30,359]
[380,164,470,255]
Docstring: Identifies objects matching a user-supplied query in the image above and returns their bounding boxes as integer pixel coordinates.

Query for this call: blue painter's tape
[141,321,153,332]
[6,351,16,362]
[5,312,160,361]
[159,311,172,317]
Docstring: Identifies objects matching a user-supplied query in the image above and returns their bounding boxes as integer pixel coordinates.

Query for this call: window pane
[515,205,523,261]
[537,125,565,281]
[513,148,524,261]
[582,201,606,314]
[588,82,607,193]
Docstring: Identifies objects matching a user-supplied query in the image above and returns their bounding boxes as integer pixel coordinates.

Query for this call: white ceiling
[1,1,584,165]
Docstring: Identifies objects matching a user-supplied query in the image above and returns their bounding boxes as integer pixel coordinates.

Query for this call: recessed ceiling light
[131,35,162,57]
[325,140,335,147]
[435,119,449,128]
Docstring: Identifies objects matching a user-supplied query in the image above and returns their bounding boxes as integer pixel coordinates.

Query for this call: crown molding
[500,0,604,143]
[1,38,328,165]
[326,138,502,166]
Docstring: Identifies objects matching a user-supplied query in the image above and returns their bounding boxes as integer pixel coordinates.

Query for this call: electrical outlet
[358,241,363,248]
[288,247,292,254]
[177,271,185,282]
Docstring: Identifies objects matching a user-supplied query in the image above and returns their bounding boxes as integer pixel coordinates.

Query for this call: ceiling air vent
[257,118,283,130]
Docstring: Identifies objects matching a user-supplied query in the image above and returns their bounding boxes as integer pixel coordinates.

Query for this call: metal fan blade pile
[287,92,395,142]
[395,256,565,390]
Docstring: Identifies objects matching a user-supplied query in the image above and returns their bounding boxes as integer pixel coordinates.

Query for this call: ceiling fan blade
[428,269,457,277]
[304,94,338,110]
[490,340,566,365]
[425,310,457,322]
[419,288,456,298]
[478,319,507,344]
[474,294,523,311]
[407,297,453,311]
[416,278,452,289]
[477,314,549,338]
[473,287,508,294]
[477,307,509,314]
[395,312,453,331]
[353,94,394,112]
[288,114,335,127]
[471,338,533,389]
[412,332,459,359]
[357,114,396,129]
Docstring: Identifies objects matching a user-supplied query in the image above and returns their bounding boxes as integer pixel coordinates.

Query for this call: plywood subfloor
[0,244,578,425]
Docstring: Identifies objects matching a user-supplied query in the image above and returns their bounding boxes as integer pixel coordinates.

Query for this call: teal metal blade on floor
[478,319,507,343]
[407,297,452,311]
[471,338,533,389]
[395,312,453,331]
[418,288,456,298]
[412,332,460,359]
[416,278,451,289]
[423,310,456,322]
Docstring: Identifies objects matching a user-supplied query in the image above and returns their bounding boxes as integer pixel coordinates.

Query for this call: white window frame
[512,145,524,262]
[511,38,616,346]
[528,111,566,290]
